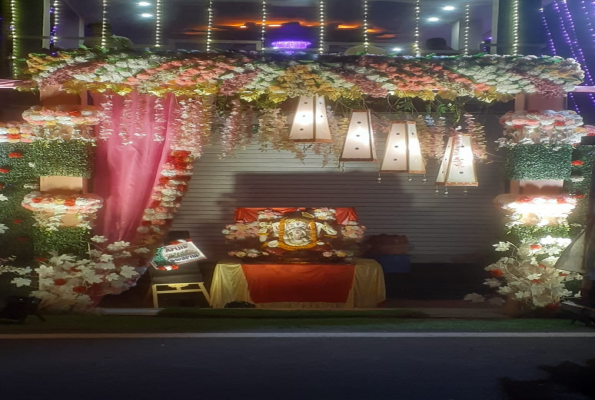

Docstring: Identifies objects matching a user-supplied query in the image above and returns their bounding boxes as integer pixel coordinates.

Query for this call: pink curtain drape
[92,91,177,243]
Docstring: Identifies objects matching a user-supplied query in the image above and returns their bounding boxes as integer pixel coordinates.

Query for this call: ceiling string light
[540,7,579,113]
[552,1,587,113]
[10,0,19,77]
[206,0,214,51]
[362,0,369,53]
[260,0,267,50]
[155,0,162,47]
[511,0,519,55]
[50,0,60,48]
[101,0,109,48]
[413,0,421,57]
[463,3,470,55]
[560,1,595,100]
[318,0,325,54]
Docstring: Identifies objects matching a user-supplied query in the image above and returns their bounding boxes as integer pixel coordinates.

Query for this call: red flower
[150,200,161,208]
[72,286,86,294]
[530,245,541,250]
[554,121,566,126]
[7,134,20,140]
[64,198,76,207]
[559,273,568,277]
[557,198,567,204]
[571,160,584,166]
[159,177,169,185]
[141,221,152,227]
[8,152,23,158]
[531,279,541,283]
[31,197,43,203]
[35,257,48,262]
[53,279,67,286]
[575,194,586,199]
[490,270,504,278]
[518,196,532,203]
[171,265,179,270]
[16,237,29,242]
[158,266,167,271]
[0,168,9,174]
[68,110,81,117]
[0,184,3,189]
[538,264,547,269]
[12,219,23,224]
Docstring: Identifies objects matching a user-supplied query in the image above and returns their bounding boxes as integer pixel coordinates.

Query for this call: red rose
[12,219,23,224]
[531,279,541,283]
[8,152,23,158]
[68,110,81,117]
[490,270,504,278]
[72,286,86,294]
[150,200,160,208]
[7,134,20,140]
[554,121,566,126]
[64,198,76,207]
[0,168,9,174]
[159,177,169,185]
[53,279,67,286]
[571,160,584,166]
[171,265,179,270]
[530,245,541,250]
[35,257,48,262]
[575,194,586,199]
[559,273,568,277]
[31,197,43,203]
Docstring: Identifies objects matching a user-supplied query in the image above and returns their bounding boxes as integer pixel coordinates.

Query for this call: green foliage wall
[505,144,573,181]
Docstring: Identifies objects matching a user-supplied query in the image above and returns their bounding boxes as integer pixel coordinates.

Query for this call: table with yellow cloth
[210,258,386,309]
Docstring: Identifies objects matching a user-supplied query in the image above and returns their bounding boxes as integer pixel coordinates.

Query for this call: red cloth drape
[234,207,359,225]
[241,263,356,303]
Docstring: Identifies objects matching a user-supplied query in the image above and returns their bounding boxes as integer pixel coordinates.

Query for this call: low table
[210,258,386,309]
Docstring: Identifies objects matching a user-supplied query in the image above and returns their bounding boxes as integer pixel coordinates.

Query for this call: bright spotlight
[443,6,455,11]
[428,17,440,22]
[141,13,154,18]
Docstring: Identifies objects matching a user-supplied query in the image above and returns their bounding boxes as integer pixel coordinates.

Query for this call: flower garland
[22,191,103,214]
[0,236,149,313]
[171,97,214,157]
[0,122,35,143]
[23,51,584,103]
[22,105,100,127]
[498,110,587,147]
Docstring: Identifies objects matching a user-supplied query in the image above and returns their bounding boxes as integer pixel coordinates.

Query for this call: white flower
[11,277,31,287]
[91,235,108,243]
[488,297,506,306]
[464,293,485,303]
[119,266,138,279]
[14,267,32,276]
[526,273,542,280]
[493,242,511,252]
[484,278,502,288]
[28,162,35,168]
[0,223,8,234]
[99,254,114,262]
[133,247,150,254]
[106,273,120,282]
[107,241,130,251]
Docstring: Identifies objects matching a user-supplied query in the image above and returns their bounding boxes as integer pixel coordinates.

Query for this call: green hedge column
[505,144,573,181]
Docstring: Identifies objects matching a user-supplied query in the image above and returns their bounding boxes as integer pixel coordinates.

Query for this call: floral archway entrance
[0,50,586,312]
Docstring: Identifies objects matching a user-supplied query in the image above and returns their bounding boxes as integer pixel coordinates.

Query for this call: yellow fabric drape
[210,258,386,309]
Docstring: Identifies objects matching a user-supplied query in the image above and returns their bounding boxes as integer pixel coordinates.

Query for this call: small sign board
[150,240,207,270]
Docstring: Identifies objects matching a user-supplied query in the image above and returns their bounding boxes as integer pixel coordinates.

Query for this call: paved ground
[1,335,594,400]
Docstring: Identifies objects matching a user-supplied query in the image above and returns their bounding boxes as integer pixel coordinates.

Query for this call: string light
[413,0,421,57]
[10,0,19,77]
[511,0,519,55]
[206,0,213,52]
[552,1,586,113]
[155,0,162,47]
[101,0,109,49]
[463,3,470,55]
[261,0,266,50]
[50,0,60,48]
[540,7,579,113]
[362,0,369,53]
[318,0,325,54]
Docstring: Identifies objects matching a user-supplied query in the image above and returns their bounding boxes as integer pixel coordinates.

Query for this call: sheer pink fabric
[92,92,177,243]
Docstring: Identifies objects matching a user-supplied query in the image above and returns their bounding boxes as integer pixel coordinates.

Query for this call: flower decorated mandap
[0,49,589,312]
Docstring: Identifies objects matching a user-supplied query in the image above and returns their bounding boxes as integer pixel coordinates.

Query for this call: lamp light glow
[428,17,440,22]
[289,96,332,143]
[141,13,153,18]
[271,40,311,49]
[340,111,377,162]
[138,1,151,6]
[443,5,455,11]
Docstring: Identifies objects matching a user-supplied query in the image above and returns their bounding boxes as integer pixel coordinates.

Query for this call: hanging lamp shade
[436,134,478,187]
[289,96,332,143]
[380,121,426,174]
[339,110,377,162]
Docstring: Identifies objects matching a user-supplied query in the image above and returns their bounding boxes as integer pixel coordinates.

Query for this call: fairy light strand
[206,0,213,51]
[318,0,325,54]
[261,0,266,50]
[155,0,162,47]
[552,1,583,113]
[463,3,470,55]
[10,0,19,77]
[512,0,519,55]
[561,0,595,109]
[101,0,108,49]
[540,7,579,113]
[413,0,421,57]
[50,0,60,47]
[363,0,369,53]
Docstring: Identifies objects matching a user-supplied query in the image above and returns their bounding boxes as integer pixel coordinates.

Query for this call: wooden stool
[151,282,211,308]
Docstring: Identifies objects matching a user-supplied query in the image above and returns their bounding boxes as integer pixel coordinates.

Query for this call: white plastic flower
[0,223,8,234]
[119,266,138,279]
[464,293,485,303]
[11,277,32,287]
[484,278,502,288]
[493,242,511,252]
[91,235,108,243]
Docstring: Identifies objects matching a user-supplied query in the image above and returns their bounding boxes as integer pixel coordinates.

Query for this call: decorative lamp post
[436,133,478,194]
[289,95,332,143]
[379,121,426,178]
[339,110,377,162]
